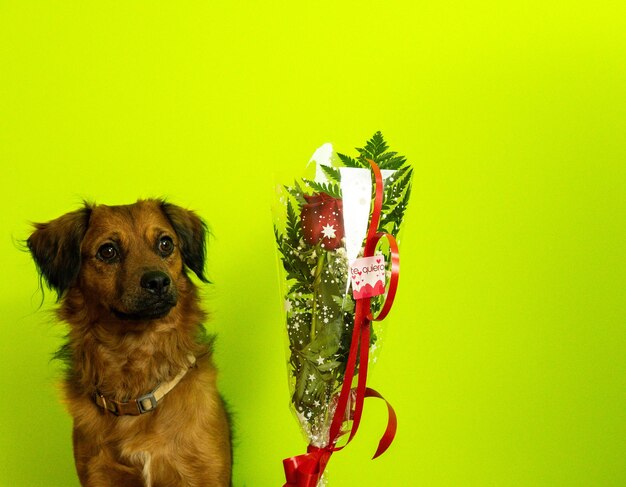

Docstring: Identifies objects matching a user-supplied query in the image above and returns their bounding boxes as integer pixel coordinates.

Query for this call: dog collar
[94,354,197,416]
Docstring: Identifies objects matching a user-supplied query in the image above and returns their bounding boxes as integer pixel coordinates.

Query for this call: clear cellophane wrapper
[273,134,412,478]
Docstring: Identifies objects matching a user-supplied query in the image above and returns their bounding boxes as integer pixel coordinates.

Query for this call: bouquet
[273,132,412,485]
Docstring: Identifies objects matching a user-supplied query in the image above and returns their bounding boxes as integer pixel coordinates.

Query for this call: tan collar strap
[94,354,197,416]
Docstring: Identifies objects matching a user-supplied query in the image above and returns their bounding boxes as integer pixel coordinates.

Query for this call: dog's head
[28,199,208,321]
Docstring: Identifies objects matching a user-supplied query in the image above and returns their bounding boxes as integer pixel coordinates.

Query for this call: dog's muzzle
[113,270,178,320]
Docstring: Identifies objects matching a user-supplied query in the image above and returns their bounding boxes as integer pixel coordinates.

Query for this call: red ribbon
[283,160,400,487]
[283,445,332,487]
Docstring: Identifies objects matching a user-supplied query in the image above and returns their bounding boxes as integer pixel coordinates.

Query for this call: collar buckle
[136,390,159,414]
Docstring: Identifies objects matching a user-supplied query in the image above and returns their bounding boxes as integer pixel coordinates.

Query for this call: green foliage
[320,164,341,183]
[380,164,413,234]
[355,131,408,169]
[285,179,307,205]
[286,199,301,244]
[302,179,342,199]
[336,151,366,168]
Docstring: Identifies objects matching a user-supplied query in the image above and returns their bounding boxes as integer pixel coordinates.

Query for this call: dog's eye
[158,237,175,256]
[97,244,118,262]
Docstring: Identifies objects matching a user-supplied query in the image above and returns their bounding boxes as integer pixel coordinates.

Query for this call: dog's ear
[160,202,209,283]
[27,206,92,297]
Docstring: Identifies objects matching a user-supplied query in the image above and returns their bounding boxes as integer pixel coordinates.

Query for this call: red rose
[300,193,344,250]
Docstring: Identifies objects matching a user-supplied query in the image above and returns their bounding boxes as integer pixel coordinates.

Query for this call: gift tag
[350,255,386,299]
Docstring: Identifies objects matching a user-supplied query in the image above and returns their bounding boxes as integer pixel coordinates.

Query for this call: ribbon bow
[283,160,400,486]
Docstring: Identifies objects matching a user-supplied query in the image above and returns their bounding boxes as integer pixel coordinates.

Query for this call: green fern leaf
[286,199,302,244]
[302,179,342,199]
[337,152,366,168]
[320,165,341,183]
[363,131,388,158]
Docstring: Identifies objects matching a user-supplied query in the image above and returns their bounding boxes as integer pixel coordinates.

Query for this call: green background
[1,1,625,485]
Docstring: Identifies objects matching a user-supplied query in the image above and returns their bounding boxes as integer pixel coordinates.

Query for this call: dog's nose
[141,271,171,295]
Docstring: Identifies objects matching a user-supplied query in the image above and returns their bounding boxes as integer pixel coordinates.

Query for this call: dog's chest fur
[128,451,153,487]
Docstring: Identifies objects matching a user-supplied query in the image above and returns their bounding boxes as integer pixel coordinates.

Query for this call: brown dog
[28,199,232,486]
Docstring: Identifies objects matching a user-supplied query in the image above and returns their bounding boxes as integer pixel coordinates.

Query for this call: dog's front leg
[73,427,144,487]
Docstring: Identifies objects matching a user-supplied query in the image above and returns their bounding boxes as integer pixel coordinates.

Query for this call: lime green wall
[1,2,625,486]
